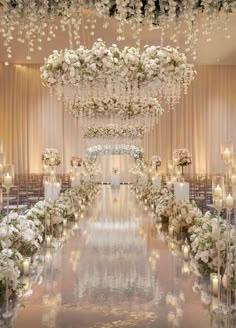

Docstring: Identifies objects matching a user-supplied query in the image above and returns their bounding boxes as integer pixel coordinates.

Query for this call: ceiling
[0,14,236,65]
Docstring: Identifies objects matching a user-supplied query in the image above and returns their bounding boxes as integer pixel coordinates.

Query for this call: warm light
[210,273,219,297]
[225,193,234,209]
[214,184,223,198]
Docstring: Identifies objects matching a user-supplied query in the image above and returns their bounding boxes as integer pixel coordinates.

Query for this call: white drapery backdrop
[0,64,236,176]
[96,155,135,183]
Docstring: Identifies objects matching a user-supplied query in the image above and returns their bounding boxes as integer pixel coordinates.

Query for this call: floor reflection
[11,186,218,327]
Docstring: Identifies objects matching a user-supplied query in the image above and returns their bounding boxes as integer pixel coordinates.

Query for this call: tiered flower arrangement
[173,149,192,167]
[0,182,99,302]
[86,144,144,162]
[83,125,145,139]
[41,39,195,109]
[42,148,61,167]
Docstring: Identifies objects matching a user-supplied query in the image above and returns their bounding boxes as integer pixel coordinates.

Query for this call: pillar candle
[214,184,222,198]
[182,245,189,260]
[46,235,52,247]
[231,174,236,185]
[211,273,219,297]
[223,148,231,161]
[23,258,30,276]
[4,173,12,188]
[225,193,234,209]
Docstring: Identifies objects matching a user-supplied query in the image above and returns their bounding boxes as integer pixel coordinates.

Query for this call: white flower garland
[86,144,144,161]
[84,125,145,139]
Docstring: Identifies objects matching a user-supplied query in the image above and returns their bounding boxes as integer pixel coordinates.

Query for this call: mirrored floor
[8,186,231,327]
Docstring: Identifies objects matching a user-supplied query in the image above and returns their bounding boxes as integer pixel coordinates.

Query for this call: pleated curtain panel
[0,64,236,177]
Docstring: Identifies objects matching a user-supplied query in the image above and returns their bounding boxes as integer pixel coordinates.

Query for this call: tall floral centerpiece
[173,149,192,176]
[42,148,61,174]
[70,156,82,168]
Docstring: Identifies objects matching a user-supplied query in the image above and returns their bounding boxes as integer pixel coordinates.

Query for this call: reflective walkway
[12,186,221,327]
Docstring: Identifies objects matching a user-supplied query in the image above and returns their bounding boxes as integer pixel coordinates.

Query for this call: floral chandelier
[41,39,195,108]
[86,144,144,162]
[69,96,164,129]
[84,125,145,140]
[1,1,235,63]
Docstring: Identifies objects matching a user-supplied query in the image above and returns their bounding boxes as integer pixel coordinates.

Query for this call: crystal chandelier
[41,39,195,109]
[0,1,234,63]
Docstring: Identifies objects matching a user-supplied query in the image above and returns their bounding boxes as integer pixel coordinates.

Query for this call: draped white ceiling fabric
[0,64,236,175]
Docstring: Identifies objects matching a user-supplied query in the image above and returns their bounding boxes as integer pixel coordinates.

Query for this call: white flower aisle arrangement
[42,148,61,167]
[0,212,43,257]
[0,249,22,302]
[168,200,203,235]
[133,179,235,283]
[189,214,235,277]
[0,181,99,303]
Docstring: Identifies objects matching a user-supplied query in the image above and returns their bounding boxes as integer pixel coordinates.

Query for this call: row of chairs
[1,174,71,213]
[1,174,215,214]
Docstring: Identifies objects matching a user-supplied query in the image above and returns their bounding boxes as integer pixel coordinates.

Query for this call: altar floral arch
[86,144,144,162]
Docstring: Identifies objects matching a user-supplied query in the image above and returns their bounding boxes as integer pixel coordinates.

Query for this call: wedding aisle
[12,186,216,328]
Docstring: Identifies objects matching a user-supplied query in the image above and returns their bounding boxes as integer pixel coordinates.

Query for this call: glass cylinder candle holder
[2,164,14,190]
[221,141,233,165]
[212,175,224,202]
[168,160,174,174]
[46,235,52,248]
[231,173,236,186]
[179,177,185,188]
[0,152,6,176]
[172,176,177,183]
[223,185,234,211]
[166,176,173,190]
[181,260,190,274]
[173,151,178,165]
[210,273,219,297]
[182,243,190,261]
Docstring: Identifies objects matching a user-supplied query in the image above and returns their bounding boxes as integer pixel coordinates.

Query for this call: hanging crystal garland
[68,95,164,130]
[0,1,235,63]
[83,124,146,147]
[83,125,145,139]
[41,39,195,110]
